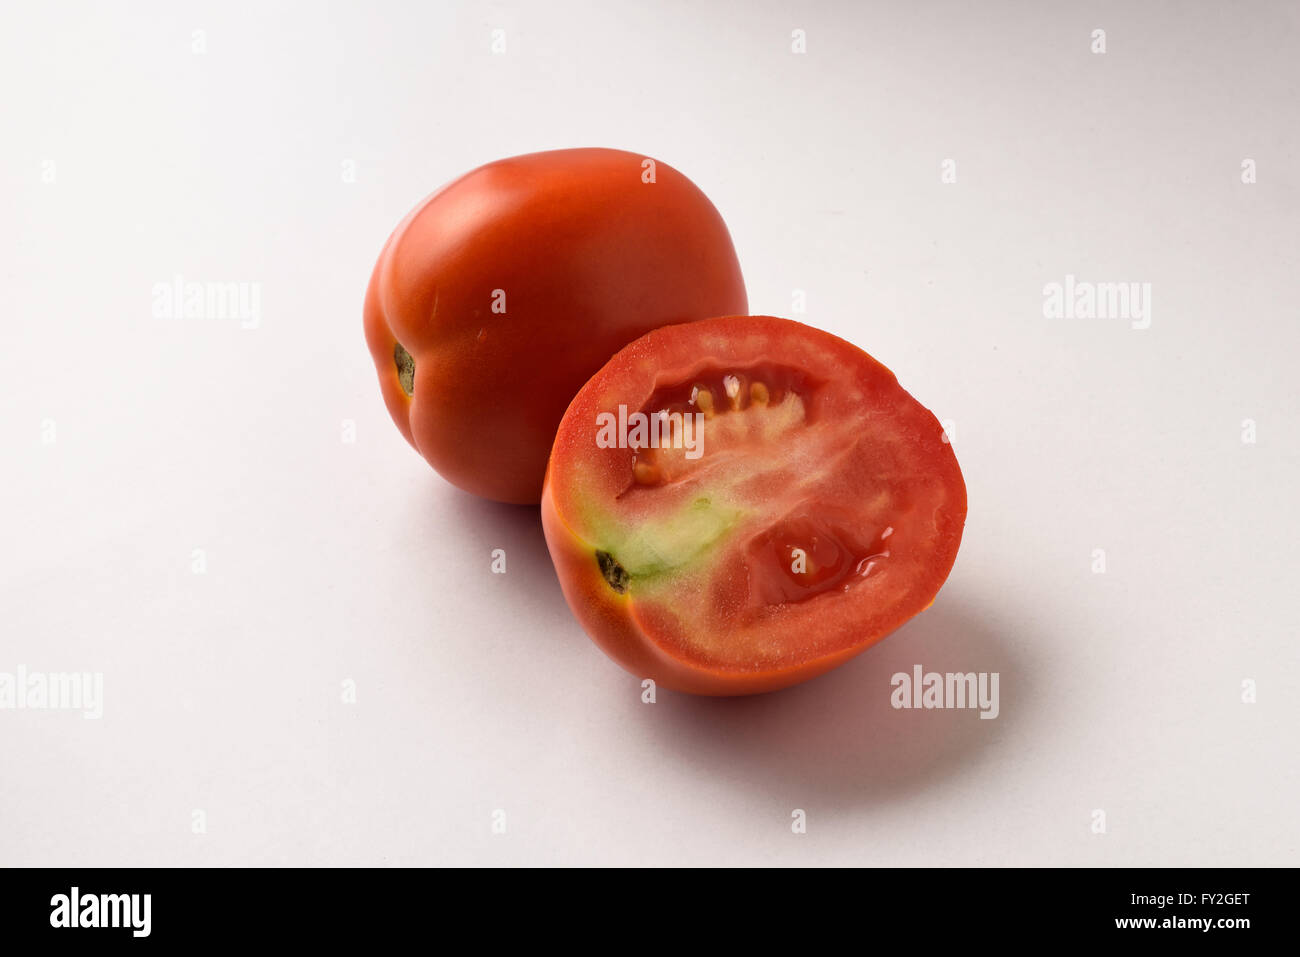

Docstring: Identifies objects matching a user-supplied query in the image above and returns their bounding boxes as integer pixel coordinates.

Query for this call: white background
[3,1,1297,866]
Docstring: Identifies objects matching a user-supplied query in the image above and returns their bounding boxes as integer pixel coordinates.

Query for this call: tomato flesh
[541,315,967,695]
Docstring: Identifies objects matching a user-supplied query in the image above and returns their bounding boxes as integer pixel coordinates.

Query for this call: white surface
[2,1,1297,866]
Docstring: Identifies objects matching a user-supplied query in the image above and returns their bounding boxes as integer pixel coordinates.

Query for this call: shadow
[438,485,547,557]
[432,483,574,630]
[433,480,1031,807]
[643,591,1033,808]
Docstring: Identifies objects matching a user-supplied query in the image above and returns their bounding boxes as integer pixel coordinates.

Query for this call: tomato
[541,315,967,695]
[363,148,748,504]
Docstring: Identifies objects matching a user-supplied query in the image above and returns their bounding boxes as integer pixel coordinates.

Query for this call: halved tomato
[541,316,967,695]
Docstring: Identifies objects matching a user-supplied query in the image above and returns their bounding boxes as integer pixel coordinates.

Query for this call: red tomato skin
[540,316,967,696]
[363,148,748,504]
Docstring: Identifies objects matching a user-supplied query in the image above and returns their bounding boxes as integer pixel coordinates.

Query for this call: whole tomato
[363,148,748,504]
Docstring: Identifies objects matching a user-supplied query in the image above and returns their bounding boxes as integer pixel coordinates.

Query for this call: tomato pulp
[363,148,747,504]
[541,316,967,695]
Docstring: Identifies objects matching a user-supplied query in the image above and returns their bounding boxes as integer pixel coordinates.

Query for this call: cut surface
[545,315,967,677]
